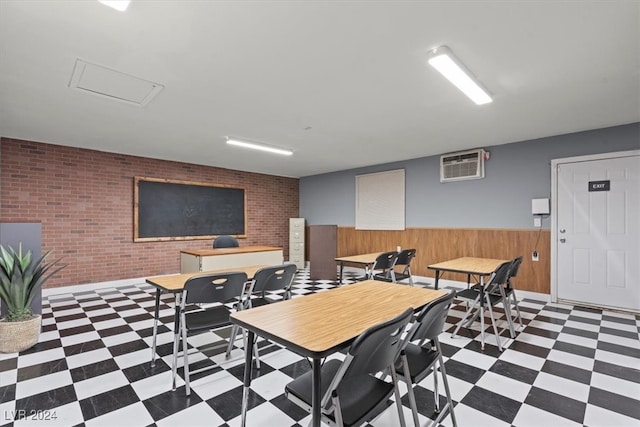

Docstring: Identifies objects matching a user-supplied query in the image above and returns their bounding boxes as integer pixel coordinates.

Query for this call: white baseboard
[42,277,149,297]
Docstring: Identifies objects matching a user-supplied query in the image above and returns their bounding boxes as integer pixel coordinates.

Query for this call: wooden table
[428,257,510,350]
[145,265,267,369]
[334,251,382,284]
[428,257,508,290]
[180,246,283,273]
[230,280,447,427]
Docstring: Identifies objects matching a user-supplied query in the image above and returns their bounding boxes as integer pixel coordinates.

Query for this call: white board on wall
[355,169,405,230]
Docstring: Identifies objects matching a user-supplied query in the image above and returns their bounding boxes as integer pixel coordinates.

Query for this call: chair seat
[248,296,282,308]
[456,288,503,306]
[285,359,395,427]
[372,273,394,282]
[185,306,232,332]
[394,272,411,281]
[470,283,514,296]
[396,343,439,384]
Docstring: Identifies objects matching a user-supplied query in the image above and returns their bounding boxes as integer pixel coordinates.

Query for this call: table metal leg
[240,331,255,427]
[338,262,344,286]
[151,288,161,367]
[485,296,503,351]
[478,277,485,350]
[171,294,180,391]
[311,357,321,427]
[434,271,440,290]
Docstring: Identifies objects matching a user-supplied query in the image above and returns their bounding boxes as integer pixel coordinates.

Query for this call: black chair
[451,261,512,351]
[225,264,297,360]
[213,235,239,248]
[468,256,523,337]
[173,271,248,395]
[504,256,524,331]
[368,251,399,283]
[396,291,457,427]
[245,263,298,307]
[284,308,414,427]
[394,248,417,286]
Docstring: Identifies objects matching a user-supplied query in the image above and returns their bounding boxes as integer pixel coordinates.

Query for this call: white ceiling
[1,1,638,178]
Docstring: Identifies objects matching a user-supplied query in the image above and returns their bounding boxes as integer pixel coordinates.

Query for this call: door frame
[550,149,639,305]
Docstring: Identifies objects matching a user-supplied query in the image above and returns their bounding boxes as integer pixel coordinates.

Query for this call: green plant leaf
[0,243,65,322]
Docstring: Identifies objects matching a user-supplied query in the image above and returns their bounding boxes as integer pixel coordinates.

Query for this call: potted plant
[0,244,65,353]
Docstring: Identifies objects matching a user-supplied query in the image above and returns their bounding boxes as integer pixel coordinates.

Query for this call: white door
[556,154,639,311]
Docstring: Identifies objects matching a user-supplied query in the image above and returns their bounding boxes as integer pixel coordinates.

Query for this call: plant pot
[0,315,41,353]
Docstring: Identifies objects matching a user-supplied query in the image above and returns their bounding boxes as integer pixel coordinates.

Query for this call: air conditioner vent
[440,149,485,182]
[68,59,164,107]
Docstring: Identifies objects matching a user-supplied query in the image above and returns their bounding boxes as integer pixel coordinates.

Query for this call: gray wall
[300,123,640,229]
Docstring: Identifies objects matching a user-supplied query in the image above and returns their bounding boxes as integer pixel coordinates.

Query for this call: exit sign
[589,180,610,192]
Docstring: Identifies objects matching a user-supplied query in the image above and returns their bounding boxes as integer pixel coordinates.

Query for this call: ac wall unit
[440,149,485,182]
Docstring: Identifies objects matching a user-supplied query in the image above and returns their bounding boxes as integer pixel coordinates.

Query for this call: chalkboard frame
[134,177,247,242]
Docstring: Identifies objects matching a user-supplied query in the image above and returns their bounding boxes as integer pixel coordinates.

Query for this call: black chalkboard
[134,177,246,242]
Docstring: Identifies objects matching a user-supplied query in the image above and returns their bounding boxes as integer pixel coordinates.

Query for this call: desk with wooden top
[230,280,447,427]
[180,246,283,273]
[334,251,382,284]
[428,256,509,290]
[145,264,266,368]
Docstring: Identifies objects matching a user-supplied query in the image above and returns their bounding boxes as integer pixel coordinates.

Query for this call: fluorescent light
[428,46,492,105]
[98,1,130,11]
[226,137,293,156]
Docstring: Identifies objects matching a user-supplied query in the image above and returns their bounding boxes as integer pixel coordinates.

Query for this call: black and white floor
[1,269,639,427]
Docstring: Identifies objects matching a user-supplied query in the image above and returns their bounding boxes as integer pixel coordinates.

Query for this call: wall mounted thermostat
[531,198,550,215]
[532,198,549,227]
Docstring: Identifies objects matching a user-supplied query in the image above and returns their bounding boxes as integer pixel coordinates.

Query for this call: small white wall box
[532,198,550,215]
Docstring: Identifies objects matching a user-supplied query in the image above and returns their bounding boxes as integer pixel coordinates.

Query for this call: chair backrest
[251,264,297,296]
[395,248,416,266]
[183,271,248,305]
[487,261,512,290]
[320,307,414,412]
[406,291,455,344]
[509,256,523,279]
[339,308,414,380]
[213,235,239,248]
[372,251,399,271]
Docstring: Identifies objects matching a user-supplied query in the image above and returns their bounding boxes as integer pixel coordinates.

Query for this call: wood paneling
[334,227,550,294]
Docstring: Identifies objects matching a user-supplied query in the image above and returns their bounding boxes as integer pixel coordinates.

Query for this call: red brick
[1,138,299,288]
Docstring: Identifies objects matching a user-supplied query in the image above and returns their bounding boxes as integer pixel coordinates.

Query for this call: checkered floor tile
[1,269,639,426]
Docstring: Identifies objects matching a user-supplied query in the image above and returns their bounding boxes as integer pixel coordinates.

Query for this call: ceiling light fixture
[226,137,293,156]
[427,45,492,105]
[98,1,131,11]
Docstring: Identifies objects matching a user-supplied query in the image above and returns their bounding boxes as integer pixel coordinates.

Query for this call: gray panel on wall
[300,123,640,229]
[0,222,43,315]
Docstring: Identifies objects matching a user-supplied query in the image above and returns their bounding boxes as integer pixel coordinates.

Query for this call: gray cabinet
[289,218,305,269]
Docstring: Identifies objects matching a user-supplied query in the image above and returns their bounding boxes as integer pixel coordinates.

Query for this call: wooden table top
[146,264,267,292]
[428,257,510,275]
[230,280,447,357]
[334,252,383,264]
[180,246,282,257]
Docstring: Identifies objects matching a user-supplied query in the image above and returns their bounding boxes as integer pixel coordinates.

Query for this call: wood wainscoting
[334,227,550,294]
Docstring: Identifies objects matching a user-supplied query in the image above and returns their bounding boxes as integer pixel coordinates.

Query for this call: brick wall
[0,138,299,288]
